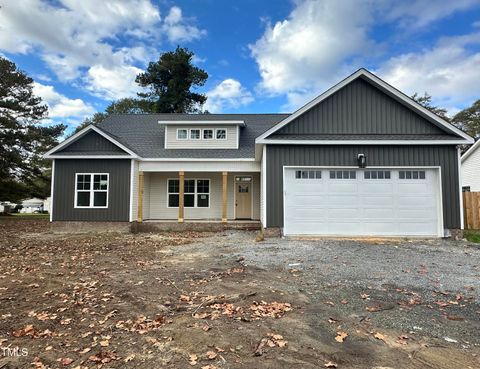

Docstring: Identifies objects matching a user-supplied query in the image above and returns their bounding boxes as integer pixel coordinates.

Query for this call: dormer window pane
[216,129,226,140]
[177,129,188,140]
[203,129,213,139]
[190,129,200,140]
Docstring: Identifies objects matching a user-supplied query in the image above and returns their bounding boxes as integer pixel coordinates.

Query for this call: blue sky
[1,0,479,135]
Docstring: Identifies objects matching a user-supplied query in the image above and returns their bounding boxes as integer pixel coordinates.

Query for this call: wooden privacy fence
[463,192,480,230]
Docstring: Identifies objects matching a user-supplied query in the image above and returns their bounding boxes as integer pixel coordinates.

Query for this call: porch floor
[133,219,261,233]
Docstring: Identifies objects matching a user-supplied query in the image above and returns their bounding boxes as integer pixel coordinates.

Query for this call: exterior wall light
[357,154,367,168]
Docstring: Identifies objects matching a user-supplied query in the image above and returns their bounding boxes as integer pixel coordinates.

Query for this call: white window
[399,170,426,179]
[295,170,321,179]
[364,170,391,179]
[177,129,188,140]
[330,170,356,179]
[190,129,200,140]
[75,173,109,208]
[216,128,227,140]
[203,129,213,140]
[167,179,210,208]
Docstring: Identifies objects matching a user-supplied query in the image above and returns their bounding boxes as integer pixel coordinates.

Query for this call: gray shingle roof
[98,113,290,159]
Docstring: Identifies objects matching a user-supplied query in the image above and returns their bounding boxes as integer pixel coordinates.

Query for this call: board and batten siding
[462,147,480,192]
[144,172,260,220]
[266,145,461,229]
[275,78,445,135]
[56,130,128,155]
[165,125,238,149]
[52,159,131,221]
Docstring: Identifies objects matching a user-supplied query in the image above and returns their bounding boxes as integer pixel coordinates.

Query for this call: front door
[235,182,252,219]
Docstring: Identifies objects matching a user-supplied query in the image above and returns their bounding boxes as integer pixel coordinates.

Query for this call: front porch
[135,170,261,224]
[131,219,261,233]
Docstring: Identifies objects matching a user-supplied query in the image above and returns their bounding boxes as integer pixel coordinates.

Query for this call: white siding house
[461,140,480,192]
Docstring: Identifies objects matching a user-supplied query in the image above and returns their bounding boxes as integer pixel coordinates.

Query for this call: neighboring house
[461,139,480,192]
[44,69,473,237]
[20,198,44,213]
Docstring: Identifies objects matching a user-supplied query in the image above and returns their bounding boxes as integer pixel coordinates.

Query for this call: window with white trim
[177,128,188,140]
[399,170,426,179]
[190,129,201,140]
[364,170,391,179]
[203,129,213,140]
[330,170,356,179]
[167,179,210,208]
[216,128,227,140]
[295,170,321,179]
[75,173,109,208]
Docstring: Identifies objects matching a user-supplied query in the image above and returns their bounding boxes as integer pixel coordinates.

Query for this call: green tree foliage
[135,46,208,113]
[411,92,450,121]
[0,57,65,202]
[452,100,480,139]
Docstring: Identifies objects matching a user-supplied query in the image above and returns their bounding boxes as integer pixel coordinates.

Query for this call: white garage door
[284,168,441,237]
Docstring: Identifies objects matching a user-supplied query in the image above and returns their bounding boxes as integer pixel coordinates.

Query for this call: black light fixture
[357,153,367,168]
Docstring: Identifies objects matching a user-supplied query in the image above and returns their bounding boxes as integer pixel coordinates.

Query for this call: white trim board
[255,139,469,145]
[159,120,245,126]
[49,159,55,222]
[461,139,480,162]
[44,125,139,159]
[256,68,473,144]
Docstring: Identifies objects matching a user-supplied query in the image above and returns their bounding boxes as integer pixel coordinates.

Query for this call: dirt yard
[0,218,479,369]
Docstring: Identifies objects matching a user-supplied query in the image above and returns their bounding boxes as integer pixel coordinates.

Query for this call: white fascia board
[255,68,474,144]
[46,155,137,159]
[159,120,246,127]
[44,125,139,159]
[256,139,469,145]
[461,139,480,162]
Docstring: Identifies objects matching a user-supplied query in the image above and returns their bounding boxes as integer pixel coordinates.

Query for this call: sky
[1,0,479,135]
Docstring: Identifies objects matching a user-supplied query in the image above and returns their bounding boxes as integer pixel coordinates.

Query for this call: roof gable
[461,139,480,163]
[257,69,473,144]
[44,125,138,159]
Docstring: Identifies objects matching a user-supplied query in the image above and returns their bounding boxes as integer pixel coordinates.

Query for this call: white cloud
[162,6,207,43]
[0,1,206,99]
[386,0,478,29]
[33,82,95,120]
[376,32,480,114]
[250,0,479,110]
[204,79,254,112]
[84,65,144,100]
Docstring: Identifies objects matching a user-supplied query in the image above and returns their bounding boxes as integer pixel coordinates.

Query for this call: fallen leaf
[324,361,338,368]
[374,332,386,341]
[206,351,217,360]
[80,348,91,354]
[335,331,348,343]
[99,340,109,347]
[189,354,198,366]
[61,358,73,366]
[124,353,135,362]
[45,346,53,351]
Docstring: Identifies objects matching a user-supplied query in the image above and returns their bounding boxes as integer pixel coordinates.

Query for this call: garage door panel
[284,167,440,237]
[363,208,395,218]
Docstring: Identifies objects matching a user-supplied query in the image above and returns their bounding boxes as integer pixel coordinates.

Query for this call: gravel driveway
[231,235,480,344]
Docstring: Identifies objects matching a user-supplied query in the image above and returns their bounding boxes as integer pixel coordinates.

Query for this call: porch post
[222,171,228,223]
[178,171,184,223]
[137,171,144,222]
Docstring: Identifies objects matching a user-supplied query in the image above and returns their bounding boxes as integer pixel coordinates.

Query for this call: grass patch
[0,213,50,220]
[464,231,480,243]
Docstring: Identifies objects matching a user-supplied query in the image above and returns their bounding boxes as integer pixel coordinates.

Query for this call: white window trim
[166,178,211,209]
[190,128,201,140]
[215,128,227,140]
[176,128,188,140]
[74,173,109,209]
[202,128,214,140]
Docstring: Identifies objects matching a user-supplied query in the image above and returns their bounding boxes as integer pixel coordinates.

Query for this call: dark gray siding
[53,159,130,221]
[266,145,460,229]
[275,77,445,136]
[56,131,128,155]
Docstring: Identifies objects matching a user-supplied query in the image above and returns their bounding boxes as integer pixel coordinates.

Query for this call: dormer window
[190,129,201,140]
[203,129,213,140]
[216,129,227,140]
[177,129,188,140]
